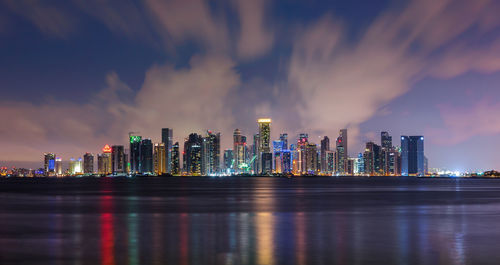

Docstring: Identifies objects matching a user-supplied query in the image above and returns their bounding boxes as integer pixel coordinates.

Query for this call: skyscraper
[336,129,348,174]
[252,134,260,173]
[202,131,221,175]
[233,129,246,171]
[258,118,271,174]
[184,133,203,175]
[401,136,425,176]
[154,143,166,175]
[280,133,288,150]
[320,136,330,174]
[69,158,82,175]
[111,145,125,174]
[44,153,56,176]
[83,153,94,174]
[223,149,233,173]
[129,135,142,174]
[305,143,318,174]
[140,139,153,174]
[171,142,180,175]
[381,132,392,149]
[273,140,284,173]
[98,145,112,175]
[55,157,63,176]
[363,142,381,175]
[161,128,173,173]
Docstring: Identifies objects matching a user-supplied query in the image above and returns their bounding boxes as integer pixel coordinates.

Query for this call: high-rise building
[297,134,309,174]
[55,157,63,176]
[69,158,82,175]
[280,133,288,150]
[281,150,292,173]
[111,145,125,174]
[161,128,173,173]
[140,139,153,174]
[273,140,284,173]
[320,136,330,174]
[363,142,381,175]
[252,134,260,173]
[305,143,318,174]
[258,118,271,174]
[154,143,166,175]
[171,142,180,175]
[184,133,203,175]
[261,152,273,175]
[233,129,246,171]
[381,132,392,149]
[223,149,233,173]
[354,153,364,175]
[202,131,220,175]
[326,151,335,174]
[129,135,142,174]
[44,153,56,176]
[401,136,425,176]
[98,145,112,175]
[336,129,348,174]
[83,153,94,174]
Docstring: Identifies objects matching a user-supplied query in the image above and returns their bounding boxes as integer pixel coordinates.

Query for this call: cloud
[144,0,230,53]
[427,99,500,145]
[0,72,133,161]
[287,0,500,154]
[2,0,76,38]
[0,55,240,161]
[129,54,240,148]
[234,0,274,59]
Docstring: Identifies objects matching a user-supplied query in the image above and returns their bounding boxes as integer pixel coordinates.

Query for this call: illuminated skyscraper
[233,129,246,171]
[401,136,425,176]
[184,133,203,175]
[202,131,220,175]
[44,153,56,176]
[297,134,308,174]
[223,149,233,173]
[363,142,381,175]
[273,140,284,173]
[381,132,392,149]
[335,129,348,174]
[280,133,288,150]
[252,134,260,173]
[258,118,271,174]
[55,157,63,176]
[111,145,125,174]
[171,142,180,175]
[154,143,166,175]
[140,139,153,174]
[130,135,142,174]
[83,153,94,174]
[281,150,291,173]
[98,145,112,175]
[69,158,83,175]
[305,143,318,174]
[161,128,173,173]
[320,136,330,174]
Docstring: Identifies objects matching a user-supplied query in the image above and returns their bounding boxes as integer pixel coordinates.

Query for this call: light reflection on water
[1,178,500,265]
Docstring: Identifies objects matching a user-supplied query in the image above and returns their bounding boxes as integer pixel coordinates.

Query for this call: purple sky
[0,0,500,171]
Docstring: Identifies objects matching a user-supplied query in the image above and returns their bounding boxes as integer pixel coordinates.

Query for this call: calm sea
[1,177,500,265]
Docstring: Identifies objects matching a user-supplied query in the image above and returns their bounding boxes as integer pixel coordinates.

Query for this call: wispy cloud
[287,0,500,152]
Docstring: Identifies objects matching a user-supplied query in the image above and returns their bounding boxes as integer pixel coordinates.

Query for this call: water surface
[1,177,500,265]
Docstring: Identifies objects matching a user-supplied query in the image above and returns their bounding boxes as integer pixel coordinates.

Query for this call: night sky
[1,0,500,172]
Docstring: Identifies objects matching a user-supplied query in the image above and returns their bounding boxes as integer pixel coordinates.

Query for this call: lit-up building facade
[154,142,166,175]
[171,142,180,175]
[140,139,153,174]
[401,136,425,176]
[184,133,203,175]
[202,131,221,175]
[258,118,271,174]
[161,128,173,173]
[44,153,56,176]
[111,145,125,175]
[130,135,142,174]
[83,153,94,174]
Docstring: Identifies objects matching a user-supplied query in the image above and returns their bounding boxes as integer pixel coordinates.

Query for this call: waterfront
[1,177,500,264]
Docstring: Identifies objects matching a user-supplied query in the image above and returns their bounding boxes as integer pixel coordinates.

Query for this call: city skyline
[1,0,500,172]
[4,118,433,177]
